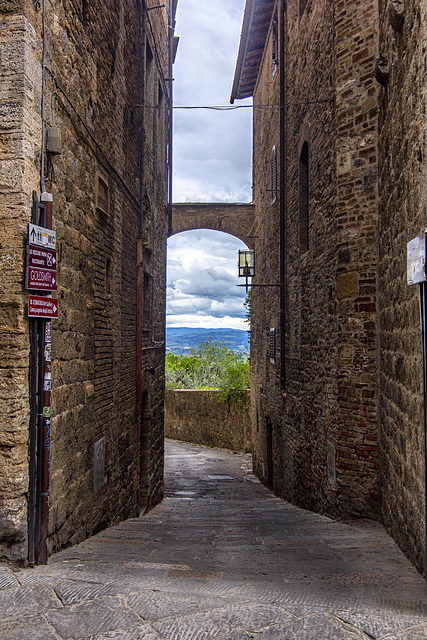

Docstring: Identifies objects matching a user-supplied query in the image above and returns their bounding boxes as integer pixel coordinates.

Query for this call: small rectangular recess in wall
[96,175,110,216]
[270,328,276,364]
[327,441,336,488]
[94,437,105,493]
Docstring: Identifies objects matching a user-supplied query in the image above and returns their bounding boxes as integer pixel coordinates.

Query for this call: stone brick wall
[334,0,379,517]
[165,390,251,453]
[249,0,379,518]
[0,8,39,561]
[377,0,427,572]
[0,0,169,561]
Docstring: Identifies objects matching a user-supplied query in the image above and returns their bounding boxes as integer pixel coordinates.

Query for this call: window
[82,0,89,25]
[96,175,110,216]
[271,146,277,205]
[299,142,309,251]
[271,18,278,77]
[145,41,154,146]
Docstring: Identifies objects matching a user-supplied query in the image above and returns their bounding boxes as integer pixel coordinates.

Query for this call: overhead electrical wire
[138,99,334,110]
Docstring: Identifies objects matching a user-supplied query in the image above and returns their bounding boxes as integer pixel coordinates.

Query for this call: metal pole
[28,192,40,566]
[38,193,52,564]
[279,0,288,391]
[419,281,427,582]
[35,317,45,562]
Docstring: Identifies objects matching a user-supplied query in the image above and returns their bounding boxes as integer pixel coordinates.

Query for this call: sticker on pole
[28,223,56,250]
[28,295,59,318]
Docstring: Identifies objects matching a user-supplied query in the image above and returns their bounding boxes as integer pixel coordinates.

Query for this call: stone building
[232,0,427,573]
[0,0,175,563]
[377,0,427,573]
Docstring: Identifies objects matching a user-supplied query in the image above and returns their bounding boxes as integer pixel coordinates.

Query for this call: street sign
[28,223,56,250]
[407,233,427,285]
[26,266,56,291]
[28,295,59,318]
[27,246,56,270]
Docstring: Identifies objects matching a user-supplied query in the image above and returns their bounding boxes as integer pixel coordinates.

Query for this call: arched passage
[171,203,255,249]
[166,228,250,330]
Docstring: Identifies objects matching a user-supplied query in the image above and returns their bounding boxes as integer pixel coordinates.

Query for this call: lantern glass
[238,250,255,277]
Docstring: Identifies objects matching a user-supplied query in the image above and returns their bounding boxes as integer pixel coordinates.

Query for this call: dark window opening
[105,258,112,294]
[82,0,89,25]
[142,272,153,340]
[299,141,309,252]
[299,0,308,19]
[271,146,277,205]
[266,421,274,490]
[96,175,110,218]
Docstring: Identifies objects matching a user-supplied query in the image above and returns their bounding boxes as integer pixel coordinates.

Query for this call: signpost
[27,246,56,270]
[26,267,56,291]
[28,223,56,250]
[28,295,59,319]
[26,222,58,296]
[27,191,57,567]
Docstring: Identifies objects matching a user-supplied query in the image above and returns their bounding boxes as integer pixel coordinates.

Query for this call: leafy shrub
[165,339,249,403]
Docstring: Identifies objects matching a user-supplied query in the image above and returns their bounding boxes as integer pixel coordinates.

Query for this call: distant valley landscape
[166,327,250,355]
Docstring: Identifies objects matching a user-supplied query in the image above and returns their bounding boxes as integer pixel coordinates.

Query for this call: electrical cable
[136,98,334,110]
[40,0,47,192]
[44,67,140,209]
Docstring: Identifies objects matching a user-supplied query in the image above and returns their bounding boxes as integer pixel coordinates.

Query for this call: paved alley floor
[2,439,427,639]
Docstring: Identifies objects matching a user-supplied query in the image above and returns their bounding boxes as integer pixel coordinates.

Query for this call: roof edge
[230,0,255,104]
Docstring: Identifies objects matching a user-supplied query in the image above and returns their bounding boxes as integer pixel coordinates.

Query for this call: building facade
[0,0,174,563]
[232,0,427,573]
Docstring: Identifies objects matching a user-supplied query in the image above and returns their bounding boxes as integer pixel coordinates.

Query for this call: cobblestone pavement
[1,439,427,639]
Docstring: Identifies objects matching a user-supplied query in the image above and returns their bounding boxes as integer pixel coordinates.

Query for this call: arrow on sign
[30,228,37,243]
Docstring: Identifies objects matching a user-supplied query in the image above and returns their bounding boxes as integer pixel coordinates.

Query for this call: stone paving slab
[0,583,62,619]
[151,602,295,640]
[45,596,143,639]
[383,628,427,640]
[83,628,162,640]
[1,440,427,639]
[0,568,19,589]
[0,615,60,640]
[223,612,370,639]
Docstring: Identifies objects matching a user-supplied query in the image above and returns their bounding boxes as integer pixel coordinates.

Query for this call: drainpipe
[136,1,147,415]
[167,0,177,236]
[279,0,288,390]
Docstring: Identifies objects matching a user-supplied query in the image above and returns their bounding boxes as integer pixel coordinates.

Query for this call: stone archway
[170,203,255,249]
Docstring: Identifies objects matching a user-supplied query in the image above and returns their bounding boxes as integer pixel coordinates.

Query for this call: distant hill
[166,327,250,355]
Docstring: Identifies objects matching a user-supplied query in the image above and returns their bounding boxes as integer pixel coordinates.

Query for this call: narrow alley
[1,440,427,639]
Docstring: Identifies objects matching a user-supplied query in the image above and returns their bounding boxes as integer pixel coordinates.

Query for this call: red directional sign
[28,295,59,318]
[26,266,57,291]
[27,246,56,270]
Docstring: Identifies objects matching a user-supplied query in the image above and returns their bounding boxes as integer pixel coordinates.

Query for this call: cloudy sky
[167,0,252,330]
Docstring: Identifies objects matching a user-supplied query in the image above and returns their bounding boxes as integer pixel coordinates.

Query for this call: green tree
[165,339,249,403]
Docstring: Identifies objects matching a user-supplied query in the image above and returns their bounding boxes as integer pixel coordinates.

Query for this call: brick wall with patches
[377,0,427,573]
[233,0,379,521]
[0,0,170,561]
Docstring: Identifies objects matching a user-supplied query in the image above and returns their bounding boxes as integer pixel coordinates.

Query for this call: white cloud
[166,314,248,331]
[173,0,252,204]
[167,230,249,329]
[168,1,252,329]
